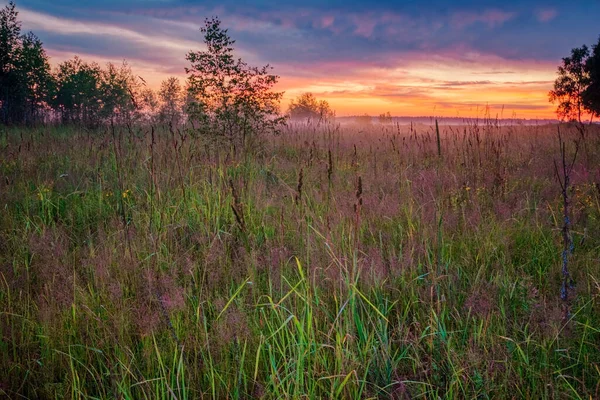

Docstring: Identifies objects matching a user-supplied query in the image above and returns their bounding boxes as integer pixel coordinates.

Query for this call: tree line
[0,2,191,127]
[0,0,336,145]
[2,0,600,138]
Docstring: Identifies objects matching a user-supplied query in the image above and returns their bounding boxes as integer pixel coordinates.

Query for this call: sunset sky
[7,0,600,118]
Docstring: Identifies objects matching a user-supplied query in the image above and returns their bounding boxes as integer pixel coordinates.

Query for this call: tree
[379,111,392,124]
[287,92,335,122]
[549,44,595,123]
[138,87,159,124]
[51,58,142,126]
[51,56,103,126]
[158,76,183,125]
[185,17,284,149]
[0,2,20,76]
[582,36,600,117]
[100,61,141,124]
[17,32,52,122]
[0,0,21,123]
[0,2,52,124]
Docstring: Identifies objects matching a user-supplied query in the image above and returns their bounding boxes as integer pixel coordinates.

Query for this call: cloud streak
[450,9,516,29]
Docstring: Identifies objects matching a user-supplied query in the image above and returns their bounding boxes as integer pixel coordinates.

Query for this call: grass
[0,121,599,399]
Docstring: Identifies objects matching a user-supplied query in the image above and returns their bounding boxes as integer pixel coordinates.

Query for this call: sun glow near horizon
[276,57,558,118]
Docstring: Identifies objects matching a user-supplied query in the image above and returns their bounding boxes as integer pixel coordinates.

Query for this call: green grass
[0,122,599,399]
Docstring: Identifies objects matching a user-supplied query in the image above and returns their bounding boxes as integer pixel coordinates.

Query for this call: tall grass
[0,121,599,398]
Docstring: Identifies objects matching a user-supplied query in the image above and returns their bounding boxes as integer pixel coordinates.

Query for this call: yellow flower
[122,189,131,199]
[465,186,471,191]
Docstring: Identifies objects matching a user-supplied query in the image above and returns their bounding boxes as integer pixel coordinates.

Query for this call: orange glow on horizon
[276,57,558,119]
[47,46,558,120]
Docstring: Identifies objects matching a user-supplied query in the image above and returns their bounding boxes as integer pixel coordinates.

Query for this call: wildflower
[37,187,50,200]
[122,189,132,199]
[465,186,471,191]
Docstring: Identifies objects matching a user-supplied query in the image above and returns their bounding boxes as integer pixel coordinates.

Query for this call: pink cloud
[319,15,335,29]
[353,18,377,38]
[535,8,557,22]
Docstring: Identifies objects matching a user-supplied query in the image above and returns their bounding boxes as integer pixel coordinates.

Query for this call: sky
[5,0,600,118]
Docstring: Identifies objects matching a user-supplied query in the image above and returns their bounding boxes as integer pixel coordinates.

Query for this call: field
[1,121,599,399]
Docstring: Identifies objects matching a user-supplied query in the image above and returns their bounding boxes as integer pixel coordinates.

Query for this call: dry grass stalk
[229,179,246,232]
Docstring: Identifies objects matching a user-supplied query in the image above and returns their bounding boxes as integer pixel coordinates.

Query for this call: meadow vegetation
[1,120,600,399]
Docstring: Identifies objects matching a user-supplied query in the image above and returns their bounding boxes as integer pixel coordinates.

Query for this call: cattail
[295,168,303,205]
[353,175,363,249]
[327,148,333,184]
[279,208,285,243]
[354,176,363,213]
[436,119,442,157]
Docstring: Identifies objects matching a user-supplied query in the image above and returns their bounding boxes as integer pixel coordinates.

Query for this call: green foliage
[51,56,103,126]
[0,2,20,74]
[158,76,183,125]
[185,17,284,148]
[99,61,141,124]
[287,92,335,122]
[0,1,52,124]
[582,36,600,117]
[51,58,142,126]
[549,36,600,122]
[1,2,142,127]
[549,45,590,122]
